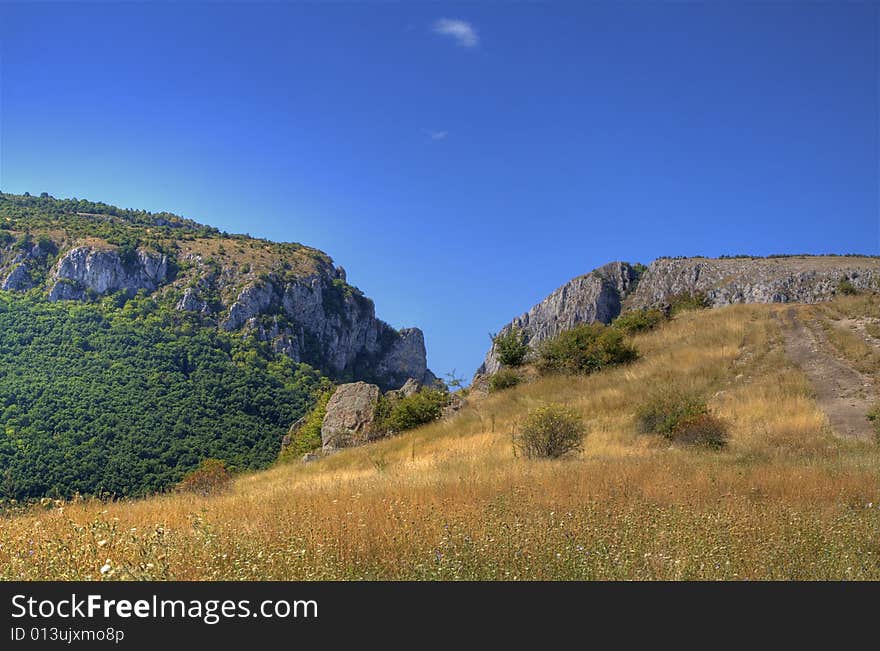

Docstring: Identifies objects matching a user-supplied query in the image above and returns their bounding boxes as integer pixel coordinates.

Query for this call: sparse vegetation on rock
[491,327,530,367]
[280,389,334,460]
[837,278,859,296]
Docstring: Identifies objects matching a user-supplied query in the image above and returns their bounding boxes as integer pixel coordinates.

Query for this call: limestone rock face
[476,256,880,379]
[477,261,639,375]
[48,246,168,301]
[321,382,381,450]
[221,272,434,391]
[372,327,435,390]
[628,257,880,308]
[0,199,435,393]
[2,263,35,292]
[176,287,210,313]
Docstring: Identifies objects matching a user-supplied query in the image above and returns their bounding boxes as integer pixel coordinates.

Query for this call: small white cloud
[426,130,449,141]
[432,18,479,48]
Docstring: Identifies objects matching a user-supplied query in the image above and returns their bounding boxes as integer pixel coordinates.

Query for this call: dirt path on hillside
[779,308,876,440]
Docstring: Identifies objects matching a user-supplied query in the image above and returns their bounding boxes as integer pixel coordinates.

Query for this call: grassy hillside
[4,300,879,580]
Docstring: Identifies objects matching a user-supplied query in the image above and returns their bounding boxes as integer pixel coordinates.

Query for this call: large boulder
[321,382,381,450]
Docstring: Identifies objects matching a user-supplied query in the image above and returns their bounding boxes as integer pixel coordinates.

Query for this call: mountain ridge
[0,191,435,390]
[478,254,880,375]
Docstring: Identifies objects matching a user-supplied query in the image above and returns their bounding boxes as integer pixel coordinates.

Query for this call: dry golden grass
[812,300,880,374]
[2,304,880,580]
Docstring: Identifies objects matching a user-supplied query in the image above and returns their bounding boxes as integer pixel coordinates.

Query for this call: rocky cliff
[478,261,639,375]
[47,246,169,301]
[215,268,436,390]
[627,256,880,308]
[0,192,435,391]
[477,255,880,376]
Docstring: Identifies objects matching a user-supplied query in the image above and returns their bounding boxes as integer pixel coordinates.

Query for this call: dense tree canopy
[0,292,331,499]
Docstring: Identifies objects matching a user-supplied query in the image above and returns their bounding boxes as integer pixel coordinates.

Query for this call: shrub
[36,234,56,253]
[837,278,859,296]
[537,323,638,375]
[612,308,666,335]
[491,327,530,367]
[668,291,710,315]
[489,368,521,392]
[636,389,707,438]
[281,390,333,459]
[670,414,729,448]
[636,390,728,448]
[177,459,233,495]
[514,404,585,459]
[376,388,448,433]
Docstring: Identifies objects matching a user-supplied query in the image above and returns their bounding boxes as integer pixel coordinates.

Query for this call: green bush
[177,459,233,495]
[636,390,728,448]
[537,323,638,375]
[668,291,710,315]
[636,389,707,438]
[376,388,448,433]
[281,389,333,459]
[488,368,522,392]
[612,308,666,335]
[837,278,858,296]
[671,414,729,448]
[491,327,530,367]
[514,404,585,459]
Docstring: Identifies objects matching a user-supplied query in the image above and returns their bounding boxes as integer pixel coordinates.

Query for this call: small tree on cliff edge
[491,327,530,367]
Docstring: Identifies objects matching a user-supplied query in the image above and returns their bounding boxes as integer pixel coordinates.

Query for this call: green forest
[0,291,330,499]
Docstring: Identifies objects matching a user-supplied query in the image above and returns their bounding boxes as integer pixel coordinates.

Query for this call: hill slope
[478,255,880,374]
[0,192,435,498]
[4,298,880,580]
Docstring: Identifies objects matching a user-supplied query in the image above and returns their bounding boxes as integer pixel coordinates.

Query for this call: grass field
[2,302,879,580]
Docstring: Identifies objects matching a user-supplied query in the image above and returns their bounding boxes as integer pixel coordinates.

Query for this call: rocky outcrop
[477,256,880,377]
[0,218,434,391]
[176,287,210,313]
[372,327,437,390]
[2,263,35,292]
[477,261,639,375]
[48,246,168,301]
[385,378,422,401]
[321,382,381,450]
[222,272,434,391]
[628,257,880,308]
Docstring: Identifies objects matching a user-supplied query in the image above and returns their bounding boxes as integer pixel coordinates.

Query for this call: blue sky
[0,2,878,378]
